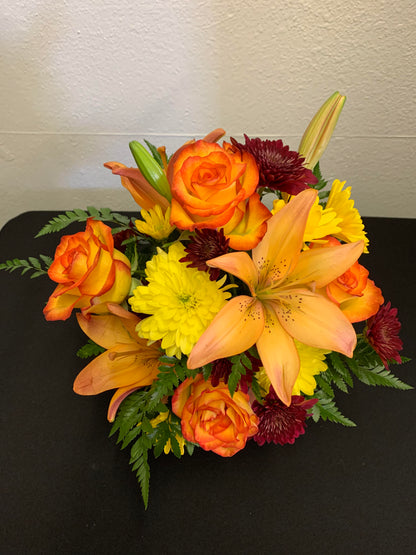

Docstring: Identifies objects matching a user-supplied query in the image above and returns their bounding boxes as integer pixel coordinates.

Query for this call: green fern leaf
[144,139,163,167]
[349,364,413,390]
[0,256,50,278]
[311,391,356,427]
[76,339,106,359]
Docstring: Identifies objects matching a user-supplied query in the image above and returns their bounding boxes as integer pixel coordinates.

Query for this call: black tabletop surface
[0,212,415,555]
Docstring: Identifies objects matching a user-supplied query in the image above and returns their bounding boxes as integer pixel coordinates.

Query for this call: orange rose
[314,236,383,322]
[172,374,258,457]
[44,219,131,321]
[168,140,270,250]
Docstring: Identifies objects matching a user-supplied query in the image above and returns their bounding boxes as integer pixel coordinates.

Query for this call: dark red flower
[252,388,317,446]
[180,228,229,280]
[365,302,403,368]
[113,224,136,253]
[210,352,261,393]
[230,135,317,195]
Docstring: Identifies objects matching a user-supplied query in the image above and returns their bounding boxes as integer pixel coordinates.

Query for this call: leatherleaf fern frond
[310,390,356,427]
[310,337,411,428]
[109,355,200,509]
[0,254,52,278]
[35,207,135,237]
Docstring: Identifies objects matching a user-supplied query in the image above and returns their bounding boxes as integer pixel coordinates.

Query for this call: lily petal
[271,290,357,357]
[73,344,159,395]
[107,386,141,422]
[253,188,317,286]
[256,304,300,406]
[76,312,140,349]
[207,252,259,293]
[286,240,364,288]
[104,162,170,211]
[188,296,264,369]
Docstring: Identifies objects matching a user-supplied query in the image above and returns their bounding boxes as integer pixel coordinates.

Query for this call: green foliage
[147,355,198,412]
[312,162,330,202]
[110,384,192,509]
[144,139,163,167]
[76,339,106,359]
[310,390,356,427]
[35,207,133,237]
[0,254,52,278]
[228,353,248,397]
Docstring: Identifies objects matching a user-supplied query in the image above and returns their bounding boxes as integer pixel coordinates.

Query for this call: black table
[1,212,415,554]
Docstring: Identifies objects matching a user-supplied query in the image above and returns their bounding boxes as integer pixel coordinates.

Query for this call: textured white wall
[1,0,415,229]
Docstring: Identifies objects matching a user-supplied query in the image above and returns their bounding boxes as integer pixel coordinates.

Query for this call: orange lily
[73,303,160,421]
[104,161,170,211]
[188,189,364,405]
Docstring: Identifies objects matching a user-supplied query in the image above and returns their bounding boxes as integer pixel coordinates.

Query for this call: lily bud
[298,92,346,169]
[129,141,172,201]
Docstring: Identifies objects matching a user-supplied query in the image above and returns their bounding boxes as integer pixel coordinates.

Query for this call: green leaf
[0,256,50,278]
[35,208,132,237]
[76,339,106,359]
[144,139,163,167]
[130,438,150,509]
[349,364,413,390]
[315,374,335,398]
[311,391,356,427]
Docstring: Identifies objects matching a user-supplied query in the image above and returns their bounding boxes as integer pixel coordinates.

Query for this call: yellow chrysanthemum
[135,205,175,240]
[272,197,342,244]
[129,242,232,358]
[256,340,329,397]
[149,411,186,455]
[325,179,369,252]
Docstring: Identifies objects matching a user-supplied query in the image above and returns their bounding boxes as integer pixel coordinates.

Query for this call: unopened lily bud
[299,92,346,169]
[129,141,172,201]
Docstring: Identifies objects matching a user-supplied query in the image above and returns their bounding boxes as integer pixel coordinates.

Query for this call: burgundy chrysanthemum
[252,388,317,446]
[230,135,317,195]
[180,228,230,281]
[112,224,136,253]
[365,302,403,368]
[210,352,262,393]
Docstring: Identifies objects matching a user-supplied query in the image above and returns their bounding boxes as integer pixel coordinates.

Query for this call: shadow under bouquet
[1,92,411,508]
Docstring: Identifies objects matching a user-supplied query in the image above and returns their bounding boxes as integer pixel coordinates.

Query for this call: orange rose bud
[172,374,258,457]
[43,219,131,321]
[169,140,259,231]
[314,236,383,323]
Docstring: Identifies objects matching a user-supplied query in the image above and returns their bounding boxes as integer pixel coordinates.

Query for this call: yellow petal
[256,304,300,406]
[286,240,364,288]
[207,252,258,293]
[253,188,317,287]
[187,296,264,369]
[271,290,357,357]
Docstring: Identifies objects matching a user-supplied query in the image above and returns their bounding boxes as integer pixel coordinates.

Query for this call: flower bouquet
[1,92,411,508]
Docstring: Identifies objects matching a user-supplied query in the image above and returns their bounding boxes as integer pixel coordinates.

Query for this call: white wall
[1,0,415,229]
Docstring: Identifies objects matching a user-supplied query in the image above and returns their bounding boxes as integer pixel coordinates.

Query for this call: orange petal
[338,279,384,323]
[187,296,264,369]
[202,128,226,143]
[286,240,364,288]
[104,162,170,211]
[107,386,142,422]
[253,188,317,286]
[256,304,300,406]
[43,285,90,321]
[76,311,140,349]
[73,344,159,395]
[207,252,258,293]
[87,219,114,254]
[272,290,357,357]
[222,193,271,251]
